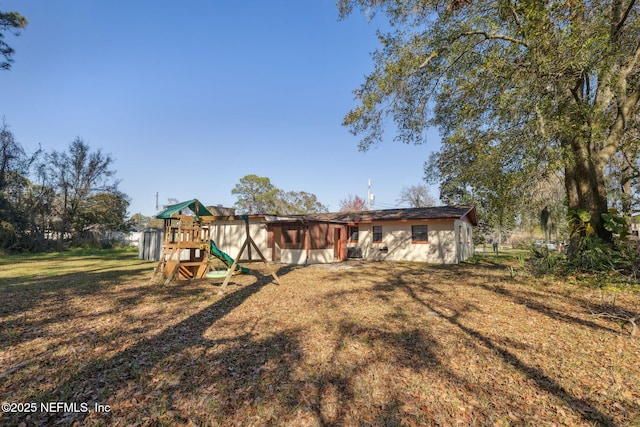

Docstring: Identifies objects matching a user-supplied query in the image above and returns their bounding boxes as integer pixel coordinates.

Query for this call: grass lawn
[1,249,639,426]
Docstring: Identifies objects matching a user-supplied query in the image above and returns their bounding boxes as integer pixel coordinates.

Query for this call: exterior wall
[348,220,461,264]
[266,222,346,265]
[210,216,474,265]
[209,220,269,261]
[454,219,475,263]
[279,249,302,264]
[138,228,163,261]
[269,248,336,265]
[306,249,337,264]
[211,221,344,265]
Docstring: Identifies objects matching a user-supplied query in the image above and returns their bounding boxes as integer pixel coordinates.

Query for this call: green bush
[530,243,568,275]
[572,235,617,272]
[0,220,17,250]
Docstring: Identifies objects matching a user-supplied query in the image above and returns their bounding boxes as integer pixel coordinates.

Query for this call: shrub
[572,235,617,272]
[530,243,568,275]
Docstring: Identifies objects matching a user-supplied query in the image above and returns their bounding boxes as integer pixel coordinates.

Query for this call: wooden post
[245,217,253,261]
[218,216,280,294]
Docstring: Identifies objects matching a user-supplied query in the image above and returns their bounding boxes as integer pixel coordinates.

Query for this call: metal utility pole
[155,192,159,212]
[367,179,374,210]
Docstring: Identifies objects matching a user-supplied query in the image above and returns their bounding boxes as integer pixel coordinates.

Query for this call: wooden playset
[150,199,279,289]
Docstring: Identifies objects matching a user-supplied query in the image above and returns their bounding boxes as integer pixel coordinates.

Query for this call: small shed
[138,227,163,261]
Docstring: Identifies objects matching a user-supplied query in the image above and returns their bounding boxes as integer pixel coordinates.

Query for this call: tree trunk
[565,137,612,257]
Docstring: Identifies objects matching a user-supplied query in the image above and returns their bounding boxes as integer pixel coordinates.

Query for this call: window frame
[282,224,305,249]
[411,224,429,244]
[348,226,359,242]
[372,225,383,243]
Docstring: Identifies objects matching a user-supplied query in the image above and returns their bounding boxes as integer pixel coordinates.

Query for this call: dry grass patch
[1,251,639,426]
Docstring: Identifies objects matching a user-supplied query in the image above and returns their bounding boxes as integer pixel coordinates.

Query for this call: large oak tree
[340,0,640,251]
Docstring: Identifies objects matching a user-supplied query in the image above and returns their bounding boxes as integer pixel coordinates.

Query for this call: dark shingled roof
[301,205,477,226]
[211,206,478,226]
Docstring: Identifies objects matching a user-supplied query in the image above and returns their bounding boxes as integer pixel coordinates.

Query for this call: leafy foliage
[0,122,127,251]
[537,208,640,278]
[49,138,118,236]
[340,0,640,254]
[232,174,328,215]
[231,174,279,214]
[602,209,630,240]
[75,191,130,232]
[568,208,596,238]
[275,190,329,215]
[0,10,27,70]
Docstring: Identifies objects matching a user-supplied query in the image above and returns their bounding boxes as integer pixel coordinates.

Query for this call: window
[282,224,305,249]
[348,226,359,241]
[373,226,383,243]
[412,225,428,243]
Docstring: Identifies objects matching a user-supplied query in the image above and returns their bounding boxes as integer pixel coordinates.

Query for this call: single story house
[209,205,477,265]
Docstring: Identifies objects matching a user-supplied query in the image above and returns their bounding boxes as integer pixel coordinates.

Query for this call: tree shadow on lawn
[1,262,498,426]
[2,261,634,426]
[327,262,628,425]
[0,265,158,346]
[389,269,622,426]
[382,260,631,336]
[308,320,464,426]
[476,282,623,334]
[2,265,293,426]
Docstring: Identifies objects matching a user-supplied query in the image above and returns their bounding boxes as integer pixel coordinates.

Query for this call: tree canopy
[340,0,640,252]
[49,138,117,235]
[231,174,328,215]
[0,10,27,70]
[0,123,127,251]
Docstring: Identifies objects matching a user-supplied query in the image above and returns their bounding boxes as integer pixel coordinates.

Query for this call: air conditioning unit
[347,247,363,258]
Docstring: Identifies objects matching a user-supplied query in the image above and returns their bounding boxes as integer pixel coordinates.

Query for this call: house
[209,205,477,265]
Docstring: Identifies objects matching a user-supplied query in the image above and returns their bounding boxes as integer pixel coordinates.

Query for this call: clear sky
[0,0,441,216]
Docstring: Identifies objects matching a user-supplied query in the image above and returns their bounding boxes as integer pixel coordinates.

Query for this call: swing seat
[206,270,228,279]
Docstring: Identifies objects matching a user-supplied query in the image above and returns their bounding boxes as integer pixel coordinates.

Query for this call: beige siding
[211,216,475,265]
[209,220,269,261]
[454,219,475,262]
[307,249,336,264]
[348,220,461,264]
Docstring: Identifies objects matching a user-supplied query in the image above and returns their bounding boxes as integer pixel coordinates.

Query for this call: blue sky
[0,1,441,216]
